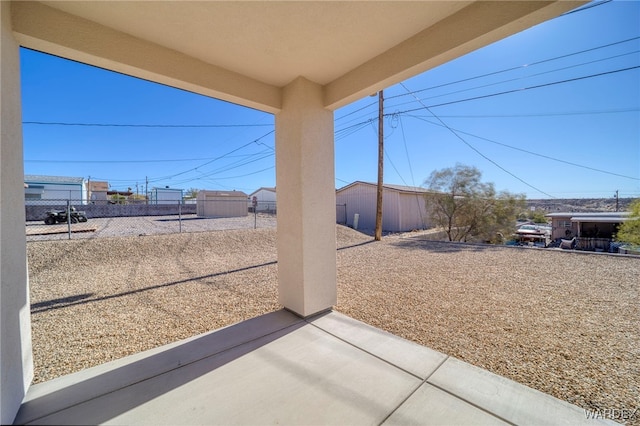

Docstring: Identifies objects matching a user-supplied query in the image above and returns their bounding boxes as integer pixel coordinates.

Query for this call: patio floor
[14,310,614,425]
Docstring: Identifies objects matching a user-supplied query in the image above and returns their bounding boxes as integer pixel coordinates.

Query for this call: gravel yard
[26,213,277,241]
[27,226,639,420]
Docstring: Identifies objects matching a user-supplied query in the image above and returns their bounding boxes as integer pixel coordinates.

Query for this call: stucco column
[1,2,33,423]
[275,77,336,317]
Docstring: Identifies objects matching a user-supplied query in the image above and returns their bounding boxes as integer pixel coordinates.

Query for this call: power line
[385,36,640,102]
[404,107,639,119]
[91,130,274,185]
[399,82,556,198]
[22,121,273,128]
[561,0,612,16]
[145,130,274,183]
[404,113,640,182]
[397,65,640,115]
[24,153,264,164]
[385,50,640,112]
[336,49,640,136]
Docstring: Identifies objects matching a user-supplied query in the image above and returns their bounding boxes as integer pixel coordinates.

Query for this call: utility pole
[614,189,619,212]
[145,176,149,205]
[375,90,384,241]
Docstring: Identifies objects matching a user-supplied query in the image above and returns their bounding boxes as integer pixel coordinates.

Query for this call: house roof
[570,215,631,223]
[249,187,276,197]
[11,1,583,113]
[151,187,183,192]
[546,212,632,222]
[337,181,433,194]
[24,174,84,185]
[200,190,248,198]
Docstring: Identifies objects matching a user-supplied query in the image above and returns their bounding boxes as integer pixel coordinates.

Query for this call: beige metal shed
[196,190,248,218]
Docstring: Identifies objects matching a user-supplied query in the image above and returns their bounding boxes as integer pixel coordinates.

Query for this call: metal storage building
[335,181,432,232]
[24,175,86,205]
[150,187,183,205]
[197,190,248,217]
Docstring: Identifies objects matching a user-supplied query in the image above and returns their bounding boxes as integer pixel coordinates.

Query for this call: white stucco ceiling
[11,1,585,112]
[39,1,470,88]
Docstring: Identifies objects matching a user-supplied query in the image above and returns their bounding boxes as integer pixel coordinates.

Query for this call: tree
[615,198,640,245]
[424,164,525,243]
[110,194,127,204]
[528,211,549,224]
[185,188,199,199]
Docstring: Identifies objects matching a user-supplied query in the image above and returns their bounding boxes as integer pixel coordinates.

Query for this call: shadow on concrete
[14,310,304,425]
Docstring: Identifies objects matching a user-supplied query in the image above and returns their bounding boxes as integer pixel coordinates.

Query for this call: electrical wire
[23,121,273,128]
[90,130,274,185]
[404,107,639,119]
[385,50,640,112]
[561,0,612,16]
[145,130,274,183]
[396,65,640,115]
[399,82,556,198]
[332,50,640,136]
[403,113,640,182]
[25,153,265,164]
[384,36,640,102]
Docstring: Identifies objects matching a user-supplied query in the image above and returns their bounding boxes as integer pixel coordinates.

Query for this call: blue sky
[21,0,639,199]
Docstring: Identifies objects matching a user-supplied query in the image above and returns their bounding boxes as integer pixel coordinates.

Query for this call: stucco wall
[1,3,33,422]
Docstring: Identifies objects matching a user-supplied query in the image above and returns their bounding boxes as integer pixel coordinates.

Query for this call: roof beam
[324,1,585,110]
[10,1,282,114]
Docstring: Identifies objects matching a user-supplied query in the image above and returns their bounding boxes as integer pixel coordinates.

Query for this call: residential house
[336,181,432,232]
[546,211,631,239]
[88,180,109,204]
[546,211,631,251]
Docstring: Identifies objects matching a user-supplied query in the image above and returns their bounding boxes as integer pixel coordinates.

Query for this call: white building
[336,181,432,232]
[248,187,276,212]
[149,187,183,205]
[24,175,87,205]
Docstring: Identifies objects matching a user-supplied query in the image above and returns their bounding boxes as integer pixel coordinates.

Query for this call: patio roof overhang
[2,1,588,423]
[11,1,583,113]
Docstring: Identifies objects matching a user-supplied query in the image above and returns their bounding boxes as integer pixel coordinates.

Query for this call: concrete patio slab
[14,310,304,424]
[309,311,447,379]
[383,383,508,425]
[427,357,616,425]
[15,310,616,425]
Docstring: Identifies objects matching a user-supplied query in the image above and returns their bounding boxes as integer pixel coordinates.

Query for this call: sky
[21,0,640,199]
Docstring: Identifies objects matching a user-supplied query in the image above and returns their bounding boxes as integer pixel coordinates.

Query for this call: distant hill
[526,198,635,213]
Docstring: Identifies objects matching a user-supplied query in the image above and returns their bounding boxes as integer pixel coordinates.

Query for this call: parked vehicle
[44,207,88,225]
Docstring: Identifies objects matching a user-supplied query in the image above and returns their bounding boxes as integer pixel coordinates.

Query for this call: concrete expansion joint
[424,371,516,426]
[306,315,424,381]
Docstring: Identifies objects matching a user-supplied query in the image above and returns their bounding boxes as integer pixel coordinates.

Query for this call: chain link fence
[26,199,278,241]
[26,200,348,241]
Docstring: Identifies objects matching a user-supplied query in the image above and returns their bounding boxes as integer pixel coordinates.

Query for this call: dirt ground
[27,226,639,422]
